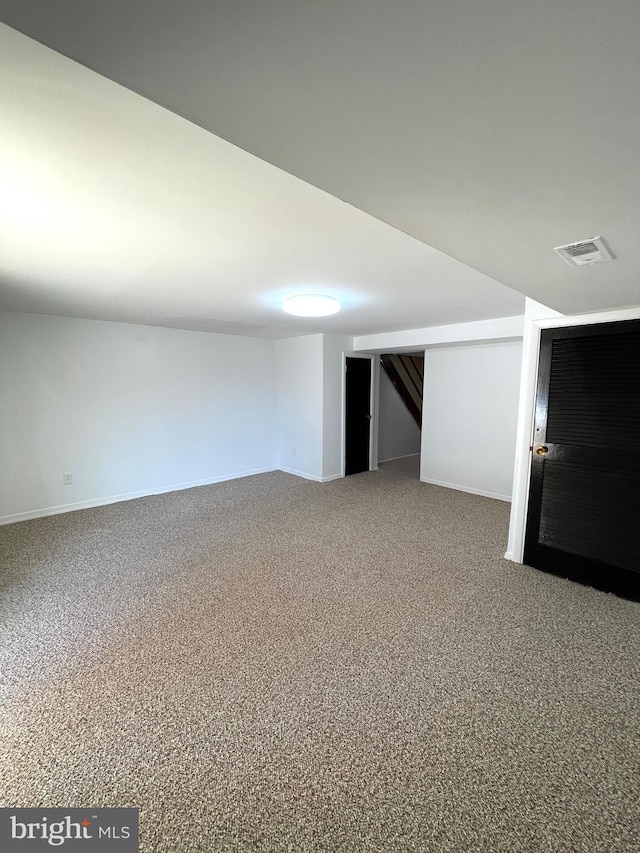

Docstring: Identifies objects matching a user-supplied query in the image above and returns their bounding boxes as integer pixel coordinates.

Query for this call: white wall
[275,334,324,480]
[0,310,529,527]
[0,311,276,522]
[420,341,523,501]
[378,366,421,462]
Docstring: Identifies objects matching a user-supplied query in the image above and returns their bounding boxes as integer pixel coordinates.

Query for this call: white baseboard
[504,551,519,562]
[0,466,277,526]
[277,466,343,483]
[277,465,323,482]
[420,477,512,503]
[379,453,421,463]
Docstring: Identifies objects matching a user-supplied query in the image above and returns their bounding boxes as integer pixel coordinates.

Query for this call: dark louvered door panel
[539,461,640,571]
[524,319,640,600]
[546,333,640,450]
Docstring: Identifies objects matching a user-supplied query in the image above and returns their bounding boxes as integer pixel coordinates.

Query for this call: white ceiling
[1,1,639,335]
[0,24,525,337]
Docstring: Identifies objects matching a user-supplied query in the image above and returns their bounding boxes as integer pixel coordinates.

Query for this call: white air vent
[554,236,614,267]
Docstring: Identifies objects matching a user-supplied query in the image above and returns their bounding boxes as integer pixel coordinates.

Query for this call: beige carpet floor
[378,454,421,479]
[1,469,639,852]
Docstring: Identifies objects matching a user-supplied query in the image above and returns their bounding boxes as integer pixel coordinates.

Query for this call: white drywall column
[0,311,277,523]
[275,334,324,480]
[276,333,353,481]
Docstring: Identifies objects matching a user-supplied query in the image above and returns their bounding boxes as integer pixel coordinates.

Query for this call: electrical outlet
[291,448,297,457]
[63,472,73,485]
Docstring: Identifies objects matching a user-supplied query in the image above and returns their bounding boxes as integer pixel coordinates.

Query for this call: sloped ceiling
[0,25,524,337]
[1,0,639,333]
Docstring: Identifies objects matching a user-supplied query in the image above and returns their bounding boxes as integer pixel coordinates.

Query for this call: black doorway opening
[345,357,372,475]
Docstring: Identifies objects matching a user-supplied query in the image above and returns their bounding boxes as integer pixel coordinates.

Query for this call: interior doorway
[378,352,424,480]
[344,356,372,475]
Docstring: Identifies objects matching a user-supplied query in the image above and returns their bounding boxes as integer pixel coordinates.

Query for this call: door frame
[506,305,640,564]
[341,352,378,478]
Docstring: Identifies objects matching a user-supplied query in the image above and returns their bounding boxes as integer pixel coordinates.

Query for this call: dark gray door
[345,358,371,476]
[524,319,640,600]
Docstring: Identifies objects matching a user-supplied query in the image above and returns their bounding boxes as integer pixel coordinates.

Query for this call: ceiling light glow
[283,294,340,317]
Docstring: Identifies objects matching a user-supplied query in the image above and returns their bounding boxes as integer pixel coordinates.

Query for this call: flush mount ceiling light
[282,294,340,317]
